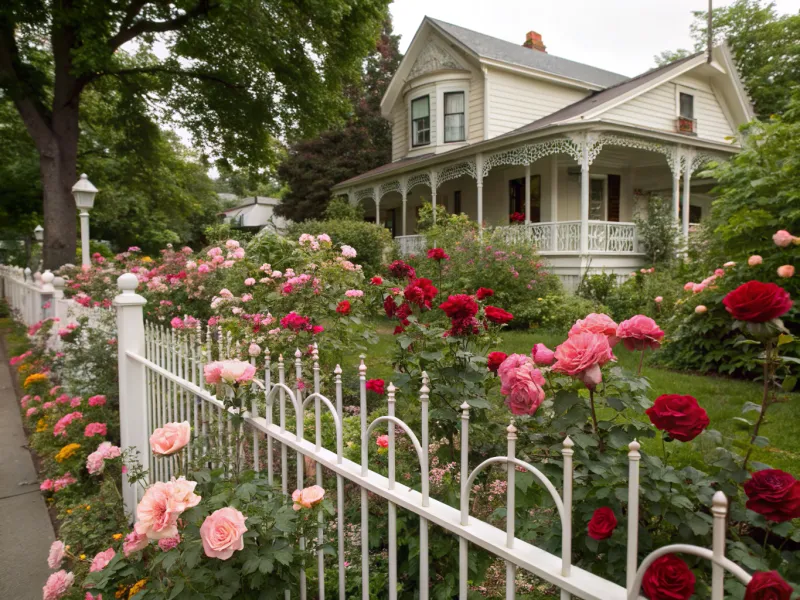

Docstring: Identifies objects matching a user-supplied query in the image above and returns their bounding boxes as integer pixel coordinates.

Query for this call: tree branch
[100,65,245,90]
[108,0,217,51]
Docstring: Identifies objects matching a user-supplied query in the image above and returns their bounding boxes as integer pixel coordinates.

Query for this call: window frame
[410,95,431,148]
[443,91,466,143]
[679,92,694,120]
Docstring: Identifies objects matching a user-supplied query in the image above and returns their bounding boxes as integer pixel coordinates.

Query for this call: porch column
[476,153,484,235]
[524,163,531,224]
[671,147,681,223]
[400,176,408,236]
[429,169,437,224]
[579,142,590,255]
[402,195,408,236]
[682,166,691,241]
[374,185,381,228]
[550,155,558,221]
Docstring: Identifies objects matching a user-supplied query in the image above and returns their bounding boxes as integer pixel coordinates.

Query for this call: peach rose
[204,359,256,385]
[498,355,546,416]
[616,315,665,351]
[569,313,619,346]
[135,479,200,540]
[168,477,202,511]
[531,343,555,366]
[89,548,115,572]
[777,265,795,278]
[748,255,763,266]
[654,296,663,304]
[123,530,149,556]
[292,485,326,511]
[695,305,708,314]
[48,540,65,569]
[553,333,615,389]
[773,229,795,247]
[200,507,248,560]
[150,421,191,456]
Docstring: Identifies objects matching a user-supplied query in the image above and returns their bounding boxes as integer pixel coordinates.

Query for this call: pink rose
[291,485,325,511]
[89,548,115,572]
[135,479,200,540]
[248,343,261,357]
[376,434,389,449]
[48,540,66,569]
[498,355,546,416]
[683,282,694,291]
[204,359,256,385]
[158,535,181,551]
[695,305,708,314]
[654,296,663,304]
[748,255,763,266]
[616,315,665,351]
[244,278,256,286]
[40,479,54,492]
[569,313,619,346]
[553,333,616,389]
[88,395,106,407]
[123,530,149,557]
[84,422,107,437]
[168,477,202,511]
[43,570,74,600]
[724,261,736,267]
[773,230,795,247]
[777,265,795,278]
[531,343,555,366]
[200,507,248,559]
[150,421,191,456]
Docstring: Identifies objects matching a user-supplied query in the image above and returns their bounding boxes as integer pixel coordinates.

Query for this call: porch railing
[496,221,640,254]
[104,274,754,600]
[396,234,427,257]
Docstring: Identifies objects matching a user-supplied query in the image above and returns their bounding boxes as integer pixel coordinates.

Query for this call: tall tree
[0,0,389,268]
[654,0,800,118]
[276,18,402,222]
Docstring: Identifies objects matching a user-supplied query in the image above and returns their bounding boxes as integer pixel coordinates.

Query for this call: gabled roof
[218,196,280,215]
[428,18,628,89]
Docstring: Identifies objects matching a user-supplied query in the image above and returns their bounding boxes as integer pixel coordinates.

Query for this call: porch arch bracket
[690,150,725,174]
[379,180,403,199]
[354,187,376,203]
[482,138,582,178]
[592,134,678,172]
[407,172,431,193]
[433,159,477,188]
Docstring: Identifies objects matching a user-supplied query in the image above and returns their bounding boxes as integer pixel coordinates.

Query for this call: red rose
[393,325,405,335]
[439,294,479,321]
[487,351,508,373]
[587,507,617,540]
[370,276,383,285]
[509,211,525,223]
[388,260,416,280]
[383,295,397,318]
[446,317,480,337]
[427,248,449,261]
[745,571,793,600]
[485,306,513,325]
[723,281,793,323]
[744,469,800,522]
[336,300,351,315]
[645,394,709,442]
[642,554,695,600]
[366,379,385,395]
[395,302,412,320]
[476,287,494,300]
[404,278,438,309]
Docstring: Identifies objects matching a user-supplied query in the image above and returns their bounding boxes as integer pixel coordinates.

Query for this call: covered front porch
[337,128,728,287]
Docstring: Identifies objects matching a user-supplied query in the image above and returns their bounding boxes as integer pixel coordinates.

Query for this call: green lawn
[353,324,799,473]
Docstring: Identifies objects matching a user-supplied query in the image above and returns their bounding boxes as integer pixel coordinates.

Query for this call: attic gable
[407,39,468,79]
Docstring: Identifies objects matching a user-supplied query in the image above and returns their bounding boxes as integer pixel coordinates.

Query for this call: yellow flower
[141,256,153,263]
[115,586,129,599]
[36,418,48,433]
[537,297,543,301]
[79,554,86,560]
[86,505,91,510]
[129,579,147,597]
[55,443,81,462]
[17,363,31,374]
[23,373,48,388]
[66,509,72,514]
[112,533,123,540]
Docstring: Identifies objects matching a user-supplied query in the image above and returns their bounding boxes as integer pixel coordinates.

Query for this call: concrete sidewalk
[0,341,55,599]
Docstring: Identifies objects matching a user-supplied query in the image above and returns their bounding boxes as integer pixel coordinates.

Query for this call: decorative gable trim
[408,40,467,80]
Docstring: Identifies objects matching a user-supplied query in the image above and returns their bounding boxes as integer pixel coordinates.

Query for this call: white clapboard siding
[487,68,587,138]
[603,75,736,144]
[391,104,407,162]
[468,69,484,144]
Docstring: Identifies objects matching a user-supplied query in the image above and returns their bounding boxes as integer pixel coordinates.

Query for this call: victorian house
[331,17,753,288]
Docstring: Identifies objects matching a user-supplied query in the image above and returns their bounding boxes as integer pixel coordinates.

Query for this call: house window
[411,96,430,147]
[689,205,702,223]
[589,177,606,220]
[443,92,465,142]
[679,92,694,119]
[508,176,542,221]
[453,190,462,214]
[607,174,621,222]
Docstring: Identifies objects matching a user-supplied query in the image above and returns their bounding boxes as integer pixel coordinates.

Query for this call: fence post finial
[626,439,642,593]
[562,436,575,578]
[711,491,728,600]
[113,273,149,521]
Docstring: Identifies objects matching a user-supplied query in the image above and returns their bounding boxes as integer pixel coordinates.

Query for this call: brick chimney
[523,31,546,52]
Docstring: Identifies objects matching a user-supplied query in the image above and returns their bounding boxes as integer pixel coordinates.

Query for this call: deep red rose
[744,469,800,522]
[370,276,383,285]
[404,278,438,309]
[336,300,351,315]
[723,281,793,323]
[393,325,405,335]
[388,260,416,280]
[427,248,449,261]
[446,317,480,337]
[744,571,793,600]
[485,306,514,325]
[395,302,412,320]
[383,295,397,318]
[366,379,385,395]
[476,287,494,300]
[587,507,617,540]
[509,211,525,223]
[439,294,479,321]
[641,554,695,600]
[311,325,324,335]
[280,312,311,332]
[487,351,508,373]
[645,394,710,442]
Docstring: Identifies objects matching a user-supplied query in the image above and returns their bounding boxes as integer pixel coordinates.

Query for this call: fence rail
[105,273,755,600]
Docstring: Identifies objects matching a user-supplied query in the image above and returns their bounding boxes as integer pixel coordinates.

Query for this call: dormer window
[676,90,696,135]
[443,92,465,142]
[411,96,430,147]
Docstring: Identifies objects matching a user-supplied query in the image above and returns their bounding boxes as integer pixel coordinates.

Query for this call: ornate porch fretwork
[482,138,581,178]
[408,41,466,80]
[592,134,677,171]
[407,172,431,192]
[433,160,477,189]
[354,187,375,203]
[689,151,725,174]
[379,180,402,199]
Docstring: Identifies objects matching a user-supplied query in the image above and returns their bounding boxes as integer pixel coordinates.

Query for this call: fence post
[40,271,55,320]
[114,273,150,520]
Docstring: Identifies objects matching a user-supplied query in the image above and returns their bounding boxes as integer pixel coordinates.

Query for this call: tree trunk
[40,137,78,270]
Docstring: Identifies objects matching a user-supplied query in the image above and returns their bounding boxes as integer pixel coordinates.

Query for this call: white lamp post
[72,174,98,268]
[33,225,44,242]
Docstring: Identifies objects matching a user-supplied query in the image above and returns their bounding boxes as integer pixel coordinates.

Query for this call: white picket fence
[108,272,757,600]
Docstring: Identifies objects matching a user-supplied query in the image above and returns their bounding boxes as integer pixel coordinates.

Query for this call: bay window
[411,96,430,147]
[443,91,465,142]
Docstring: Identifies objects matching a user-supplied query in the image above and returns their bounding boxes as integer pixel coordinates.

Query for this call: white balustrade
[396,234,427,257]
[496,221,639,254]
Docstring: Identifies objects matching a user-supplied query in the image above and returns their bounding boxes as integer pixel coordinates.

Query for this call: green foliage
[276,18,402,221]
[635,195,678,266]
[325,197,365,221]
[415,201,452,233]
[603,270,683,322]
[522,293,609,331]
[288,219,392,276]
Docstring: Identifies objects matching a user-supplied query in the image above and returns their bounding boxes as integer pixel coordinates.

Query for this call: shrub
[603,269,683,322]
[635,194,678,265]
[289,218,392,276]
[520,293,609,331]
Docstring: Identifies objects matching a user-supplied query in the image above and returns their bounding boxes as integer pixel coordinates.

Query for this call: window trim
[410,95,431,148]
[443,91,466,143]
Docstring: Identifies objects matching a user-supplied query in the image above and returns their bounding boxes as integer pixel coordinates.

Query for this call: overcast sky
[389,0,800,77]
